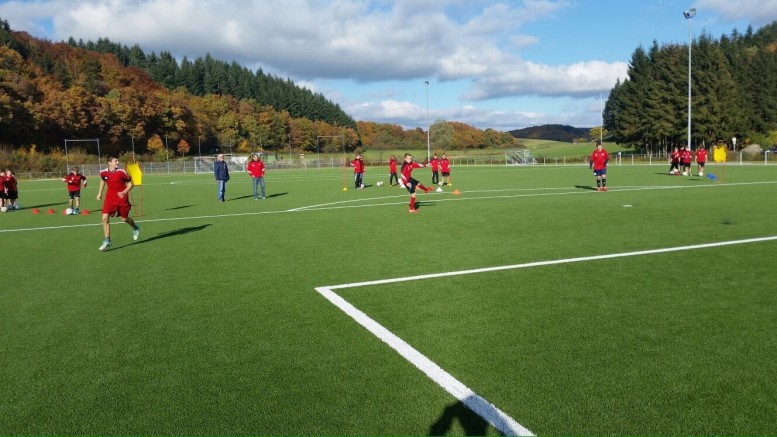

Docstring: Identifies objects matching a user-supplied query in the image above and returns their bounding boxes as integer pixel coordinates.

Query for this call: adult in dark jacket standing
[214,154,230,202]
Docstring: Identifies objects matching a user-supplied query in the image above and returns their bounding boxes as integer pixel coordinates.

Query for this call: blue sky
[1,0,776,131]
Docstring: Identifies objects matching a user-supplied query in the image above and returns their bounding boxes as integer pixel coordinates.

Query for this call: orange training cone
[452,189,461,195]
[62,209,69,215]
[32,208,40,214]
[46,208,56,214]
[80,209,90,215]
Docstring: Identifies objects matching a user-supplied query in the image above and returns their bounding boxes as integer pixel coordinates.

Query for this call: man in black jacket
[214,154,230,202]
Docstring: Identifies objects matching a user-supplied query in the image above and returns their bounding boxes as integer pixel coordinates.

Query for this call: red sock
[410,197,416,209]
[418,184,428,191]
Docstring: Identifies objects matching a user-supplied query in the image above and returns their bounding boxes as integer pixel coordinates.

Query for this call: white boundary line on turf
[315,235,777,436]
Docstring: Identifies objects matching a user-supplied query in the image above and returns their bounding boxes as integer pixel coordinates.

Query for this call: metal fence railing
[11,151,776,180]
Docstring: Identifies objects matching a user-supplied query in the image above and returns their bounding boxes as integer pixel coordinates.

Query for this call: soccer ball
[0,207,6,213]
[65,208,74,215]
[682,171,688,176]
[698,172,703,177]
[438,182,444,186]
[376,181,384,187]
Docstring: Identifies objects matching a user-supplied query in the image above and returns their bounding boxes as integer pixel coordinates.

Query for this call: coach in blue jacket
[214,154,230,202]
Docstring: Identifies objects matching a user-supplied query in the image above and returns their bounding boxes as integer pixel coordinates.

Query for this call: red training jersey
[64,173,87,192]
[430,158,439,171]
[671,150,680,164]
[440,158,450,172]
[247,160,265,178]
[100,168,132,205]
[590,149,609,170]
[680,149,692,164]
[4,175,17,192]
[350,158,365,173]
[695,149,707,163]
[389,157,397,173]
[400,162,425,183]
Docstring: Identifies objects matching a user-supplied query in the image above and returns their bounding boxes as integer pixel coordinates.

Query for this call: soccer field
[2,163,776,435]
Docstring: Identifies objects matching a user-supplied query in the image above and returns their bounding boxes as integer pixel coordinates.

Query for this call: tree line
[0,17,517,171]
[604,21,777,152]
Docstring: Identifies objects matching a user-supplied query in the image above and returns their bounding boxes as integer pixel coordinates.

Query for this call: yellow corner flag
[713,144,727,163]
[126,162,143,186]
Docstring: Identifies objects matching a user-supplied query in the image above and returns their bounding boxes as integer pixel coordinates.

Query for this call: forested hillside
[604,21,777,152]
[0,18,516,163]
[509,124,590,142]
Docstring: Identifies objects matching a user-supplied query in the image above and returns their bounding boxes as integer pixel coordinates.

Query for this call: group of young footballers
[669,145,708,176]
[0,169,20,211]
[350,152,452,213]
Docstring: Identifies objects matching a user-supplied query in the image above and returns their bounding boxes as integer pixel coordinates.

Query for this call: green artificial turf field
[2,162,776,435]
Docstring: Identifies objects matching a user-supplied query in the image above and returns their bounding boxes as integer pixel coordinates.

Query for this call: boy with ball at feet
[400,153,433,213]
[96,156,140,251]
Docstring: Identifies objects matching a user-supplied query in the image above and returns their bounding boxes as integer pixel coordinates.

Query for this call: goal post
[194,154,248,174]
[64,138,101,175]
[504,149,536,166]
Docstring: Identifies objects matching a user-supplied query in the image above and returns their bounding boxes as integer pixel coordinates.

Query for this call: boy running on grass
[400,153,433,213]
[96,156,139,251]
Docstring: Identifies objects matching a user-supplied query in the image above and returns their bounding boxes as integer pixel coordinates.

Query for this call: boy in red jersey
[440,153,451,185]
[388,155,398,186]
[400,153,433,213]
[680,146,692,176]
[695,146,707,176]
[0,170,5,210]
[669,147,680,175]
[3,169,19,209]
[96,156,140,251]
[430,154,440,185]
[589,142,609,191]
[62,166,87,214]
[350,153,365,189]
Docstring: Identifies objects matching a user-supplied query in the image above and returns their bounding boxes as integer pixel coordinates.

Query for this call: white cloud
[696,0,777,25]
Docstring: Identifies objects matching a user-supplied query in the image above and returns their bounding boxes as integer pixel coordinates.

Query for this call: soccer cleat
[424,187,433,193]
[98,240,112,251]
[132,225,140,241]
[602,187,608,191]
[409,208,419,213]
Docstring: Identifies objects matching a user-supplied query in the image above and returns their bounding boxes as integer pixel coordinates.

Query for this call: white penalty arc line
[315,235,777,436]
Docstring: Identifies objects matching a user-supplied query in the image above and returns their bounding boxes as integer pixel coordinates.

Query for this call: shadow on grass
[574,185,598,191]
[231,192,288,201]
[109,224,211,251]
[165,205,193,210]
[429,397,504,436]
[27,202,67,209]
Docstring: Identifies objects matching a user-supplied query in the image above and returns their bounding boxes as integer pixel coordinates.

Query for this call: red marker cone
[452,189,461,195]
[31,208,40,214]
[62,209,69,215]
[80,209,90,215]
[46,208,56,214]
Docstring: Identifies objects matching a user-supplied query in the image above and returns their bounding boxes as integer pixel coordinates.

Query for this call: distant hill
[509,124,590,142]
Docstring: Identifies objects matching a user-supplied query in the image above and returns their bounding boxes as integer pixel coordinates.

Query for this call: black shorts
[6,190,17,200]
[698,162,705,168]
[68,190,81,199]
[442,172,450,177]
[405,178,419,194]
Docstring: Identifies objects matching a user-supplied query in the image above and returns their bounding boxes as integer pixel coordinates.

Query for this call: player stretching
[400,153,433,213]
[589,142,609,192]
[96,156,140,251]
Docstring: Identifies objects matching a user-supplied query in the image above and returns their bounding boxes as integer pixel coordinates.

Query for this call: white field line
[315,235,777,436]
[4,180,775,234]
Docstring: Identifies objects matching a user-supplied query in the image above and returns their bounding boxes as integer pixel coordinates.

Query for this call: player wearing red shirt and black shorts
[401,153,433,213]
[62,167,87,214]
[440,154,451,185]
[695,147,707,176]
[3,169,19,209]
[96,156,140,251]
[669,147,680,175]
[680,146,692,176]
[589,142,609,192]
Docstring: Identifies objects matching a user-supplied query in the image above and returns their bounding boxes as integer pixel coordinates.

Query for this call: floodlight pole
[684,8,696,151]
[425,80,430,162]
